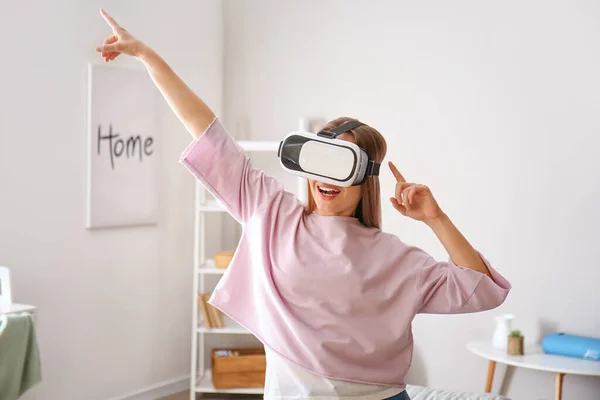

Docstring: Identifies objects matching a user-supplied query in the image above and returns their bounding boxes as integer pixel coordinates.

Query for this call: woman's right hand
[95,9,145,61]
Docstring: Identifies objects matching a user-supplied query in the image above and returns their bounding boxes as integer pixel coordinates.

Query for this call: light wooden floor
[159,391,261,400]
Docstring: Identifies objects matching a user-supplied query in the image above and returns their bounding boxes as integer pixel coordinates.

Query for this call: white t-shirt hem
[264,348,405,400]
[263,387,404,400]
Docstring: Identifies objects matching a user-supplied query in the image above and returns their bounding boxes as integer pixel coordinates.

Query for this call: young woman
[96,10,511,400]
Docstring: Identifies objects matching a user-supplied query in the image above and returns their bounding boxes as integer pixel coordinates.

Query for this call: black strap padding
[317,120,365,139]
[367,160,381,177]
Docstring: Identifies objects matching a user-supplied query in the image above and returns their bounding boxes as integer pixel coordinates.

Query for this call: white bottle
[493,314,514,350]
[0,267,12,311]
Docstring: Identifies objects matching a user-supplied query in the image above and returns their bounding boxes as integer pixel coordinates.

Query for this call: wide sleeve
[417,252,511,314]
[179,118,284,224]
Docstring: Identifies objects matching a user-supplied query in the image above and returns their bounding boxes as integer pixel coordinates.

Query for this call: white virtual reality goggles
[277,120,381,187]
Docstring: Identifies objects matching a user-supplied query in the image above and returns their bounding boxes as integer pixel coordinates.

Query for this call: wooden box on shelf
[211,347,266,389]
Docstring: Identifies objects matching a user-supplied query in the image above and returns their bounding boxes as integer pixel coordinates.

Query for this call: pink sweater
[180,118,511,387]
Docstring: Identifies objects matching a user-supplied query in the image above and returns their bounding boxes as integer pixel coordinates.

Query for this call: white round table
[467,340,600,400]
[0,303,37,316]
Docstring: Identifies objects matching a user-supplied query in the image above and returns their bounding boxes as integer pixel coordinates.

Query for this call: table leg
[485,360,496,392]
[555,373,564,400]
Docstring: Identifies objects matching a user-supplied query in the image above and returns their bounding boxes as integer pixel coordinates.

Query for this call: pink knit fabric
[180,118,511,386]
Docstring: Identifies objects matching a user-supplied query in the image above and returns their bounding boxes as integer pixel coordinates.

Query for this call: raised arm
[388,161,511,313]
[388,161,492,276]
[95,9,214,138]
[95,9,289,223]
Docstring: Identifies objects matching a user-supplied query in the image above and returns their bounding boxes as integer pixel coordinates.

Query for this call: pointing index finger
[100,9,121,30]
[388,161,406,183]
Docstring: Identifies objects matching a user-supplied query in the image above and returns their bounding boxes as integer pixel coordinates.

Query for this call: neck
[314,208,356,218]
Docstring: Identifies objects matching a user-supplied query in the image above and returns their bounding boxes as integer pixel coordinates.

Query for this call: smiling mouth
[317,185,341,197]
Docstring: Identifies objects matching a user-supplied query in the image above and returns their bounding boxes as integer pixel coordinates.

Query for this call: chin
[309,180,360,217]
[314,202,344,216]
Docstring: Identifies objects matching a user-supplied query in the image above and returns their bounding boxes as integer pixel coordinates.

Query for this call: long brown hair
[306,117,387,229]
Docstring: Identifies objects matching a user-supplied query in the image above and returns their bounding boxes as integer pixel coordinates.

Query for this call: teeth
[318,186,340,196]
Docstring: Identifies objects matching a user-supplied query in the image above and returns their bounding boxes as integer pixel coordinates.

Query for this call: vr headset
[277,120,381,187]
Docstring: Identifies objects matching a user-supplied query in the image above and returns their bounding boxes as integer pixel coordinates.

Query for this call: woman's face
[308,133,363,217]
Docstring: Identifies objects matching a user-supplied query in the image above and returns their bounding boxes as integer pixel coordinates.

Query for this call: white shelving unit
[190,137,307,399]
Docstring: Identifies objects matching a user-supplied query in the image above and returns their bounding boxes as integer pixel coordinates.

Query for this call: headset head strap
[317,120,365,139]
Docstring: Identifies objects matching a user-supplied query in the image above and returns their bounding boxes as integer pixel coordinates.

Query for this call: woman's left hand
[388,161,444,224]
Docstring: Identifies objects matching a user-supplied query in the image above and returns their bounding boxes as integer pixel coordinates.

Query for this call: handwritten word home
[97,124,154,170]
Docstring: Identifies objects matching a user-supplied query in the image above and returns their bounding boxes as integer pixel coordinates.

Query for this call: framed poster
[87,62,159,229]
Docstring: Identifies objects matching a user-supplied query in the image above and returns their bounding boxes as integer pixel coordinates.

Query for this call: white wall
[222,1,600,399]
[0,1,222,399]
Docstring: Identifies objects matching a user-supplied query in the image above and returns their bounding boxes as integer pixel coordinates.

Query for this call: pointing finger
[100,9,122,30]
[388,161,406,183]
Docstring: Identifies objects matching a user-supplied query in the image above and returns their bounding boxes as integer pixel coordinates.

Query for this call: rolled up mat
[542,333,600,360]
